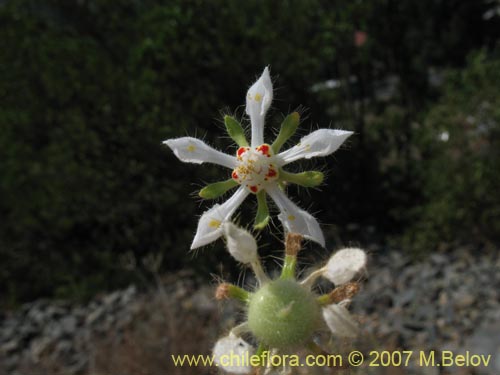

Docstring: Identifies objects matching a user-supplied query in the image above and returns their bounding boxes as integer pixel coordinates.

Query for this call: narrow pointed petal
[277,129,353,166]
[266,186,325,247]
[246,67,273,146]
[190,187,249,249]
[322,304,359,338]
[164,137,237,169]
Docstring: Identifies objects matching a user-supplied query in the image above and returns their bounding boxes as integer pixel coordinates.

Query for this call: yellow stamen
[254,93,263,102]
[187,145,196,152]
[208,219,221,228]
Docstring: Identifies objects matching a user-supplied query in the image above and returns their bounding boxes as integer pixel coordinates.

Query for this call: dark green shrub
[403,51,500,252]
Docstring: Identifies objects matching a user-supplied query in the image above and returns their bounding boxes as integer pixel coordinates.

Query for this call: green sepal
[271,112,300,153]
[254,191,270,230]
[280,170,324,187]
[227,284,251,302]
[224,115,248,147]
[316,293,332,306]
[199,179,238,199]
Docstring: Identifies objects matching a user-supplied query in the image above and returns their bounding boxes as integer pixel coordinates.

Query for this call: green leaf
[271,112,300,153]
[224,115,248,147]
[254,191,270,230]
[199,179,238,199]
[280,170,324,187]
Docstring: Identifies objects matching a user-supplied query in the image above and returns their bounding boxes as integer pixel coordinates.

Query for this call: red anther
[232,171,239,180]
[266,168,277,178]
[257,144,270,156]
[237,147,248,158]
[249,185,258,193]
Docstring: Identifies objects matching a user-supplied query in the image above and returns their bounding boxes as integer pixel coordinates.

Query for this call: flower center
[231,144,279,194]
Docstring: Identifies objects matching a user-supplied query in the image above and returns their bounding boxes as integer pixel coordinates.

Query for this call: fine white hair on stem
[300,267,325,288]
[251,259,270,285]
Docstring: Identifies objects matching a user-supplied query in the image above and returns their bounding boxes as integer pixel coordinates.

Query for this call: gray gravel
[1,246,499,374]
[351,245,500,374]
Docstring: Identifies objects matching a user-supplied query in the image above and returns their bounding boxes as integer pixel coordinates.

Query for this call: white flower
[164,67,352,249]
[323,248,367,285]
[213,333,254,374]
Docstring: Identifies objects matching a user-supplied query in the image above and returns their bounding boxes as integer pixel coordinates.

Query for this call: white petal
[191,187,249,249]
[246,67,273,146]
[267,186,325,247]
[323,248,367,285]
[222,222,258,264]
[164,137,237,169]
[277,129,353,165]
[322,304,358,338]
[213,333,254,374]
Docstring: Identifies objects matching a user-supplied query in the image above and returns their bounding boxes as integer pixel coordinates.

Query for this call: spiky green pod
[247,279,320,349]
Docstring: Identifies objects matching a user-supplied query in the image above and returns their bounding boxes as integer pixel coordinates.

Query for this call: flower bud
[323,248,367,285]
[213,333,254,374]
[222,222,258,264]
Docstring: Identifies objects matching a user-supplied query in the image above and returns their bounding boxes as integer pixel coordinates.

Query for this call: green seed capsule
[247,279,320,349]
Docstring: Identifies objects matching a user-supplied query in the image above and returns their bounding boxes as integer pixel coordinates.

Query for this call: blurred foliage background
[1,0,499,306]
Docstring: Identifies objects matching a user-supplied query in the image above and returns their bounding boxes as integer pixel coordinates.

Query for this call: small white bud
[322,304,359,338]
[323,247,367,285]
[213,333,254,374]
[222,222,258,264]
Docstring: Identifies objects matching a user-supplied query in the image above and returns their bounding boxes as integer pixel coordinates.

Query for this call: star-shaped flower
[164,67,352,249]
